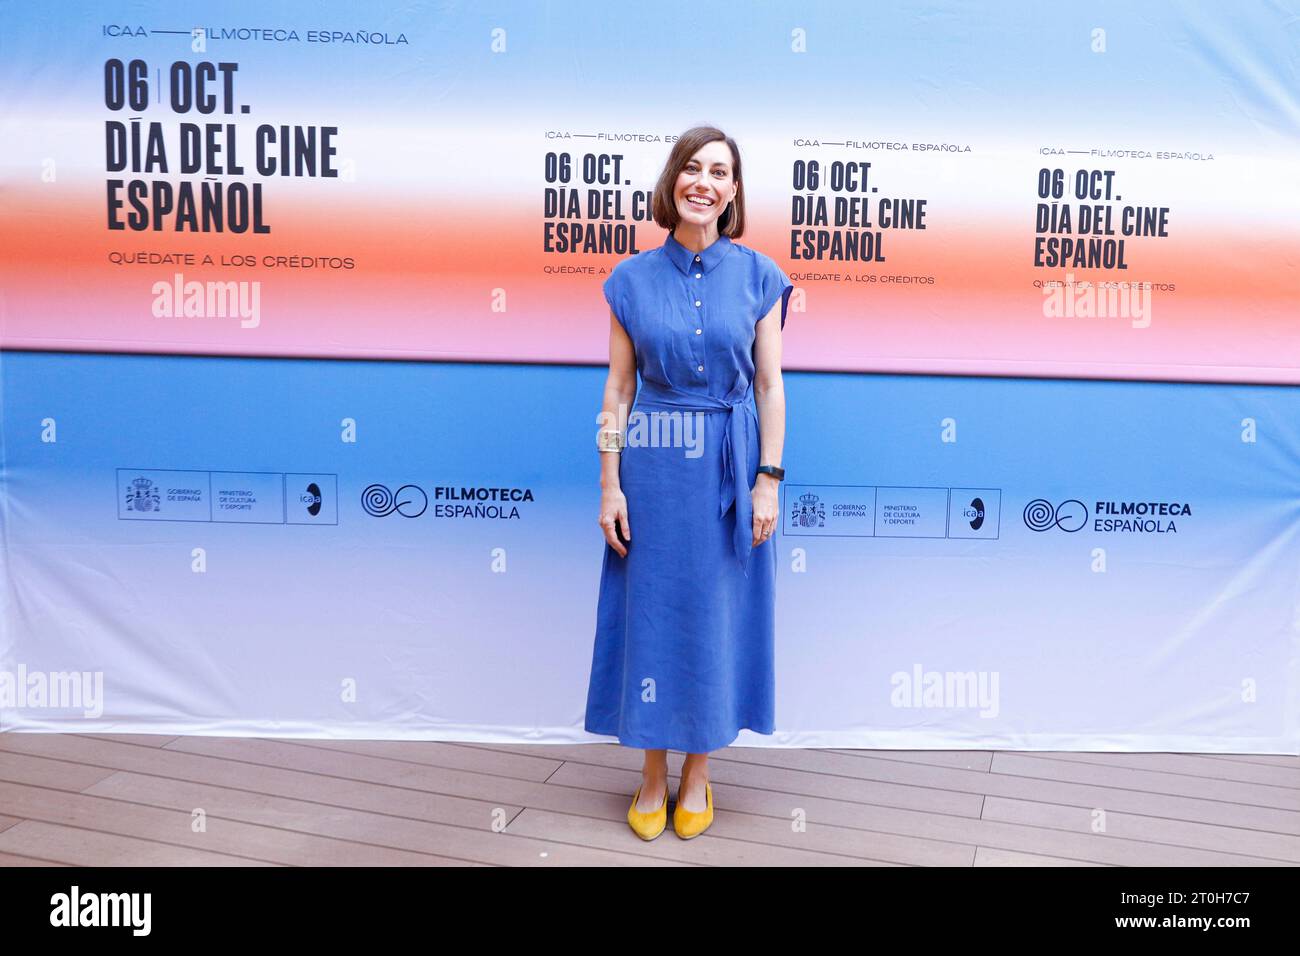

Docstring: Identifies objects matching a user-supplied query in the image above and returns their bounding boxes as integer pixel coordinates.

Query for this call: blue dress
[584,232,794,753]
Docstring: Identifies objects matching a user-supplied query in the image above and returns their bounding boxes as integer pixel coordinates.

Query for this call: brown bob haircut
[651,126,747,238]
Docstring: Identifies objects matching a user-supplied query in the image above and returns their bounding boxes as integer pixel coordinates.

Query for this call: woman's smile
[674,139,736,225]
[680,189,720,218]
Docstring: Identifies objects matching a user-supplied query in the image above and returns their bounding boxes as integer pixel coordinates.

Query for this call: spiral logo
[362,484,393,515]
[1023,498,1055,531]
[362,483,428,517]
[1023,497,1087,532]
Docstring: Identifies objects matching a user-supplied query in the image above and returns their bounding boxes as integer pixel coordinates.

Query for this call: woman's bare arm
[751,301,786,545]
[598,309,637,553]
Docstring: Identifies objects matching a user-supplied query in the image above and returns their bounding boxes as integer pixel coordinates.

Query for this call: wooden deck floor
[0,733,1296,866]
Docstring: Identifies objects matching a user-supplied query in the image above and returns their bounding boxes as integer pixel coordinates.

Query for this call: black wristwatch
[756,464,785,481]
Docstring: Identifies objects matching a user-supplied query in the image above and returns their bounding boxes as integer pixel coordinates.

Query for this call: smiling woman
[650,136,749,237]
[585,125,793,842]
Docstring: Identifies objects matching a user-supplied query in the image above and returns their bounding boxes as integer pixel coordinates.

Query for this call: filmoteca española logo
[361,483,428,517]
[1023,497,1190,533]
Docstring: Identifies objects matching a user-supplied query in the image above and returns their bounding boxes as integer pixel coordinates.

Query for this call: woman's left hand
[751,473,780,548]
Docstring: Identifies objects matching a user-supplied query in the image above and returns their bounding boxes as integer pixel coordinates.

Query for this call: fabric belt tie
[633,379,758,577]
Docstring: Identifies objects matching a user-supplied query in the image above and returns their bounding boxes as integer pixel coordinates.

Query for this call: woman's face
[674,141,737,226]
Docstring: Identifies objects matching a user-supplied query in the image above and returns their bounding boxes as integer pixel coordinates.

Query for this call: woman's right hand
[599,488,631,557]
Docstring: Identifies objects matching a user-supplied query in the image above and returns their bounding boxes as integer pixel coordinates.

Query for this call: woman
[585,126,794,840]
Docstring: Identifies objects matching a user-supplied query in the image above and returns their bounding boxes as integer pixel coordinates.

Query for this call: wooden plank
[283,738,562,781]
[825,749,994,771]
[0,779,479,867]
[0,820,279,866]
[88,771,686,867]
[702,747,997,782]
[460,741,994,773]
[0,736,722,864]
[1022,752,1300,788]
[0,749,121,791]
[496,743,1298,840]
[974,847,1108,866]
[73,733,179,748]
[543,763,972,864]
[0,734,526,827]
[991,753,1300,815]
[3,733,1295,867]
[539,747,986,818]
[548,762,1297,866]
[452,741,677,769]
[1203,754,1300,767]
[505,808,907,866]
[983,795,1299,863]
[0,849,68,866]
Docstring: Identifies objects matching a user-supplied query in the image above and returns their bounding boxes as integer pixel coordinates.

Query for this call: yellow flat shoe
[673,781,713,839]
[627,780,668,840]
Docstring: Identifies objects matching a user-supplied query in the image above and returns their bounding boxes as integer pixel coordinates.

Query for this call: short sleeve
[758,256,794,330]
[602,266,629,333]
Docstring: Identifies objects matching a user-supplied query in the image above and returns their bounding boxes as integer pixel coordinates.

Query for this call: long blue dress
[584,231,794,753]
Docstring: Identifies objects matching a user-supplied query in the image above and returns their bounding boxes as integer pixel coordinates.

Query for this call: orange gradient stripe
[2,191,1297,381]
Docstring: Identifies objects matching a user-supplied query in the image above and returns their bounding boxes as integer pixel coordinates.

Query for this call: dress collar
[663,231,732,276]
